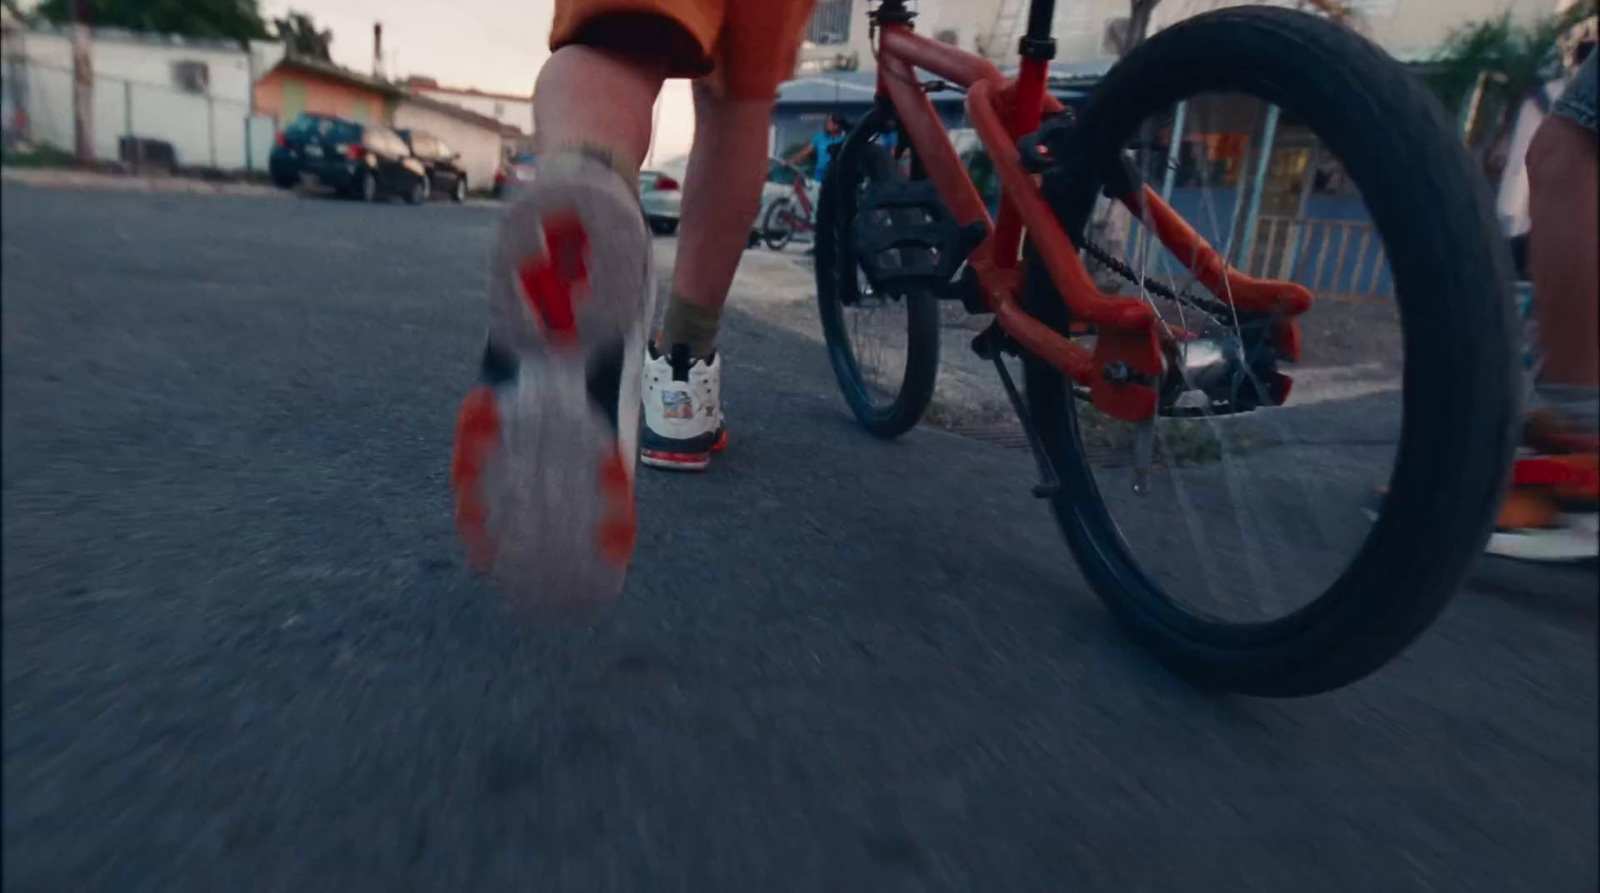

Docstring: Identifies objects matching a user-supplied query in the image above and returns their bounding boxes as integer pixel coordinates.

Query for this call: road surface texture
[4,183,1596,892]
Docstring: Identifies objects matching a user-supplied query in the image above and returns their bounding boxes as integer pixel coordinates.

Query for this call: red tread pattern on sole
[516,211,589,346]
[596,448,637,563]
[451,387,502,571]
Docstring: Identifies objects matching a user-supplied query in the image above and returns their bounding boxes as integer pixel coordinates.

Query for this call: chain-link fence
[3,51,275,172]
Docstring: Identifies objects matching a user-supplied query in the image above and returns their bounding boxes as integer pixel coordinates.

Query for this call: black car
[269,113,429,204]
[398,129,469,203]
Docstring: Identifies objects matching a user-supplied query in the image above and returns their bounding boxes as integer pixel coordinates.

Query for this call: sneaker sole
[452,378,637,612]
[454,169,650,610]
[640,429,727,472]
[491,171,650,354]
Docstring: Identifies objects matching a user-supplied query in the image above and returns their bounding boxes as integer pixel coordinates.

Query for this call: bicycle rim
[1024,8,1514,690]
[816,111,939,433]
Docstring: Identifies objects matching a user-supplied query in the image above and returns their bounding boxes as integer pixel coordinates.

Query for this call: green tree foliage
[33,0,269,43]
[271,10,331,62]
[1429,0,1595,165]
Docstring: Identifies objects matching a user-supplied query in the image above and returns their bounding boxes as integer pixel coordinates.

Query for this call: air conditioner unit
[172,60,210,94]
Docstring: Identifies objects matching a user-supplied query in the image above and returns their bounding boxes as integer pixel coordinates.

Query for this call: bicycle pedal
[852,180,967,291]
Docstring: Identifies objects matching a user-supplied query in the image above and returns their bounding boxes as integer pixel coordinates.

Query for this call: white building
[403,76,531,137]
[0,22,283,170]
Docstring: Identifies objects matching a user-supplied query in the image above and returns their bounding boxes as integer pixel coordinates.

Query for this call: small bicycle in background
[813,0,1519,697]
[759,163,819,251]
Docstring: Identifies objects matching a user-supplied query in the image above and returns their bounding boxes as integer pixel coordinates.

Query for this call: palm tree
[1095,2,1348,257]
[273,10,332,62]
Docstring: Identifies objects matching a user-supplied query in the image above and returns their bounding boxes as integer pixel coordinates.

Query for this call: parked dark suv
[269,113,429,204]
[397,129,469,203]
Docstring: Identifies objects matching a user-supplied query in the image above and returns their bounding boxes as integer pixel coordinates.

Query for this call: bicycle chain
[1079,237,1235,322]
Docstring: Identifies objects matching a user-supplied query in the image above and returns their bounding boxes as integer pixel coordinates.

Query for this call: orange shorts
[550,0,819,100]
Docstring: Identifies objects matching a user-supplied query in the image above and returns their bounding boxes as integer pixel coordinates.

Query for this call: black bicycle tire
[815,105,941,439]
[1021,7,1518,697]
[762,199,795,251]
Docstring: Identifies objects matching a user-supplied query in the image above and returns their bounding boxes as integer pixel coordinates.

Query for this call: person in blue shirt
[785,114,850,184]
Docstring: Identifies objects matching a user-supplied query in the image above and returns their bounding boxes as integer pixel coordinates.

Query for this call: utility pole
[71,0,91,162]
[372,22,383,79]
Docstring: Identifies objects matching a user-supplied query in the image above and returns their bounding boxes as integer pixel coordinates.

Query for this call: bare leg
[659,83,776,355]
[533,45,666,175]
[1491,110,1599,553]
[1526,115,1599,390]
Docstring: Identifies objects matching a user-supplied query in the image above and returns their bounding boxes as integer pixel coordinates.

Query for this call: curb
[2,165,286,198]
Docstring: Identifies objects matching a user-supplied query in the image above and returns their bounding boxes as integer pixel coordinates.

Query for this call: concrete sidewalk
[653,235,1020,434]
[665,235,1405,443]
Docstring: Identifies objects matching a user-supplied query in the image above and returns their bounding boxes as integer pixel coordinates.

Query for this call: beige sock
[657,294,722,360]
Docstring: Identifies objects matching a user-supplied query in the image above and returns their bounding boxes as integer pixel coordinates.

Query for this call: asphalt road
[3,183,1596,892]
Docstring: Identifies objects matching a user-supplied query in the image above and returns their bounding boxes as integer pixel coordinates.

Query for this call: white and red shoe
[450,154,652,614]
[1486,450,1599,564]
[641,343,726,471]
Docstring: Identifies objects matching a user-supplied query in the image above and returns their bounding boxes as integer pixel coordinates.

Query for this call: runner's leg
[450,2,720,609]
[641,0,817,471]
[657,83,776,357]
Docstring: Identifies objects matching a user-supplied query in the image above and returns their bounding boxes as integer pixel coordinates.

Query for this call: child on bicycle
[450,0,821,610]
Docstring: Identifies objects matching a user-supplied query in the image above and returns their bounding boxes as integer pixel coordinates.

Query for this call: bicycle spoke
[1072,91,1404,623]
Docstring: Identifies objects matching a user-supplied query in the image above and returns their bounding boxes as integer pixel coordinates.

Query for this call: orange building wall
[254,69,388,130]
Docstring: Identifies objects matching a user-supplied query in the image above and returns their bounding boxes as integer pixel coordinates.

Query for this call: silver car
[640,156,815,245]
[639,161,684,235]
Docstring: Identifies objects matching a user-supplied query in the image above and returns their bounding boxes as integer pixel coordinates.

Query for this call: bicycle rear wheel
[815,108,941,439]
[1023,8,1517,696]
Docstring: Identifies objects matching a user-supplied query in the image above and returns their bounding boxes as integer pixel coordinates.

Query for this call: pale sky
[260,0,557,95]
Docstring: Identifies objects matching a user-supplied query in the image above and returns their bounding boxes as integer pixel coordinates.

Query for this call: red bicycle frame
[871,3,1312,421]
[781,165,816,233]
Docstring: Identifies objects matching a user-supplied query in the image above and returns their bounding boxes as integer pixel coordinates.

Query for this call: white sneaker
[1487,513,1600,563]
[641,343,726,471]
[450,153,653,615]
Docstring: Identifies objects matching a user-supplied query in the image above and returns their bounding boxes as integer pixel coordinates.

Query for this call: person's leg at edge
[1490,62,1598,560]
[1526,115,1599,399]
[450,6,711,613]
